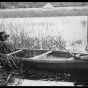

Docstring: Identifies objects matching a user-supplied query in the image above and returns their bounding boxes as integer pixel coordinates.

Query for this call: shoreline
[11,78,74,86]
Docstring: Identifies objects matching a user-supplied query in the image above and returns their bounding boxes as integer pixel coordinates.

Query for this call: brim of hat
[5,35,10,38]
[7,35,10,37]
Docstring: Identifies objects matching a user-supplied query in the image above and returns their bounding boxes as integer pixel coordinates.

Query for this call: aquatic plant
[0,19,67,50]
[0,47,24,86]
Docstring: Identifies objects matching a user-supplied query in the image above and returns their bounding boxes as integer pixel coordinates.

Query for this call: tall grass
[0,19,67,50]
[11,31,66,50]
[0,18,86,53]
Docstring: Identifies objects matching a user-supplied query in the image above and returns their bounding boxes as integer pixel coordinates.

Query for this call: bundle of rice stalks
[0,52,24,86]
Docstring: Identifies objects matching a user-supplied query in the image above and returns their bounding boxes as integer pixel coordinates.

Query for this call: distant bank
[0,6,88,18]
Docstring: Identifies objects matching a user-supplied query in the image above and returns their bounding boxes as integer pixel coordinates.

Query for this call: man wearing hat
[0,31,15,54]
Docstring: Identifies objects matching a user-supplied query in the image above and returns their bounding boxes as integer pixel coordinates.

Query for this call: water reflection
[22,69,88,86]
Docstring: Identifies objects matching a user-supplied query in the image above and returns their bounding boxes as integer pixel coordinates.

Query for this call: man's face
[0,31,9,41]
[2,35,9,41]
[0,33,9,41]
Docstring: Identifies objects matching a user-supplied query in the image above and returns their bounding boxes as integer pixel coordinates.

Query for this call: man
[0,31,15,54]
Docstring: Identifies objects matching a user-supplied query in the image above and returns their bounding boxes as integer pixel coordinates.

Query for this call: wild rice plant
[0,51,25,86]
[0,40,24,86]
[0,19,67,50]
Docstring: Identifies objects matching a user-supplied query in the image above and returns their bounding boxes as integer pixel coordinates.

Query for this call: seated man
[0,31,15,54]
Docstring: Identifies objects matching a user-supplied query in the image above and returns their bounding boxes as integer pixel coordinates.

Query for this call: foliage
[0,2,88,9]
[0,51,24,86]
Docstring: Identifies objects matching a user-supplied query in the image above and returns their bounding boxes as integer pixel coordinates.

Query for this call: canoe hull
[22,59,88,73]
[3,49,88,72]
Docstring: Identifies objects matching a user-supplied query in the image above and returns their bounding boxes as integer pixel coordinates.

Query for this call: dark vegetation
[0,2,88,18]
[0,2,87,9]
[0,2,87,18]
[0,31,24,86]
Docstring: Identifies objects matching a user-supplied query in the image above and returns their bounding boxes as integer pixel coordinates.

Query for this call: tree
[82,2,86,6]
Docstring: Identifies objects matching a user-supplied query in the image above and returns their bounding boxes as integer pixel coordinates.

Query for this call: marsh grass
[0,19,67,50]
[0,45,26,86]
[0,17,85,52]
[0,55,24,86]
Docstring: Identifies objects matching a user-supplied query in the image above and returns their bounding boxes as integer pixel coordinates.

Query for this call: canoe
[1,49,88,72]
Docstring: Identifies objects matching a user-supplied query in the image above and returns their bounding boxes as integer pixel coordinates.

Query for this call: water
[13,69,88,86]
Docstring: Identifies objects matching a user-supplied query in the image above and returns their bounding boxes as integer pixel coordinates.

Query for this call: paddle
[7,49,23,56]
[48,35,80,59]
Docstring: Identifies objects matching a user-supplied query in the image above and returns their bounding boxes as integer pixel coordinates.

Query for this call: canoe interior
[14,49,88,59]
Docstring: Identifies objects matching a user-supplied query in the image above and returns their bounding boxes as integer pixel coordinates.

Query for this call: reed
[0,52,24,86]
[0,19,66,50]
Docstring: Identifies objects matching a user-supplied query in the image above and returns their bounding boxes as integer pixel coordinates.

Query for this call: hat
[0,31,10,41]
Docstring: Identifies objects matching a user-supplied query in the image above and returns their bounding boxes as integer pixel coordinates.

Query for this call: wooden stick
[48,35,76,58]
[7,49,23,56]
